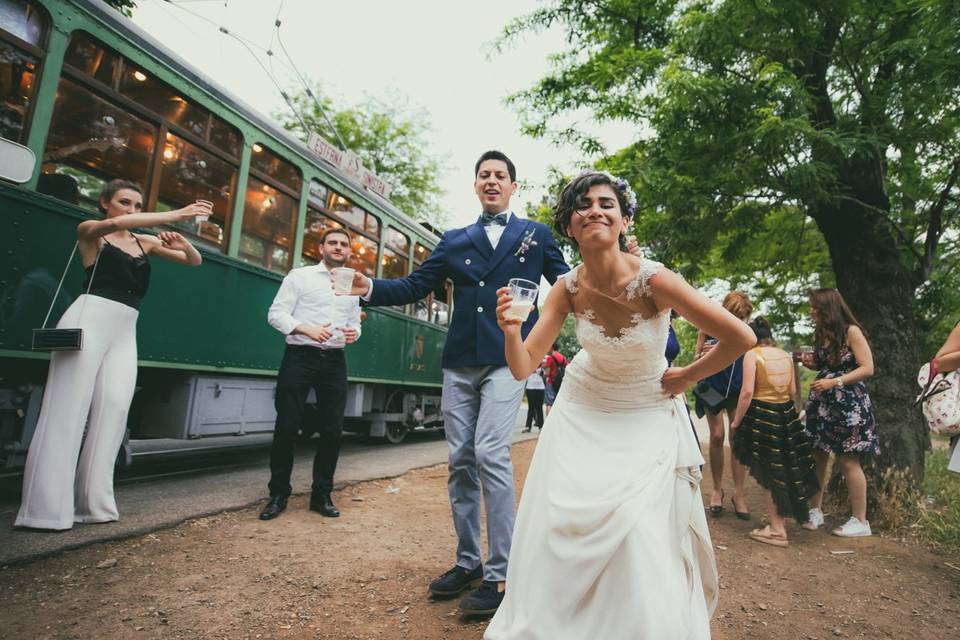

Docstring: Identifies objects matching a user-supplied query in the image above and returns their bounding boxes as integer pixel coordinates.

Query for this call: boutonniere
[514,229,538,259]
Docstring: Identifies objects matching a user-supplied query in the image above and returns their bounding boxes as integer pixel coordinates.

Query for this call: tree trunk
[810,161,928,486]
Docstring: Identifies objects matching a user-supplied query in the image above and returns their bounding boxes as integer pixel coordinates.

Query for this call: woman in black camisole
[16,179,208,531]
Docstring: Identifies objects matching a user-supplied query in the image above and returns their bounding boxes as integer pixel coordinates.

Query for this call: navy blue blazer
[368,215,569,368]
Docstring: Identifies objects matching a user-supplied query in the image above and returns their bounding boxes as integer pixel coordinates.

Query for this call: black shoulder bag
[32,242,102,352]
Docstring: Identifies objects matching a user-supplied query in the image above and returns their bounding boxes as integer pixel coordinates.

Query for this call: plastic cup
[195,199,213,223]
[504,278,539,321]
[332,267,356,295]
[792,345,814,362]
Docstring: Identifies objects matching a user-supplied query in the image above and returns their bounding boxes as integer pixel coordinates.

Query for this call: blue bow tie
[481,212,508,226]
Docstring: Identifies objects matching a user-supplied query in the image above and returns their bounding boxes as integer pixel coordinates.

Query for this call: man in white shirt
[259,228,362,520]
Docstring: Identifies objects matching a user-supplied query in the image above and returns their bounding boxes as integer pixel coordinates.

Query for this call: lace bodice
[559,259,672,411]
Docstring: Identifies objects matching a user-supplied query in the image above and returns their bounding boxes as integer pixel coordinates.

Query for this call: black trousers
[268,345,348,498]
[525,388,544,429]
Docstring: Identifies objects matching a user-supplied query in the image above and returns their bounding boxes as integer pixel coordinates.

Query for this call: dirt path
[1,439,958,639]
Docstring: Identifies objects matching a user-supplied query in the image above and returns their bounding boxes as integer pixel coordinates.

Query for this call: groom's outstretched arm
[365,234,450,307]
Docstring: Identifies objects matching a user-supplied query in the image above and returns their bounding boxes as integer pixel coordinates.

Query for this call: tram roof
[76,0,440,239]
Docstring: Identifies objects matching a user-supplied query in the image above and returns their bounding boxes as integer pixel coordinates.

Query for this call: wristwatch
[835,377,845,389]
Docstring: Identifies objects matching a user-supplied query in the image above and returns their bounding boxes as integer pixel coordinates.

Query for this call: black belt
[286,344,344,357]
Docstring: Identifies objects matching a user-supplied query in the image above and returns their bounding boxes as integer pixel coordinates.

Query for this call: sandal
[732,496,751,521]
[708,490,724,517]
[749,526,788,547]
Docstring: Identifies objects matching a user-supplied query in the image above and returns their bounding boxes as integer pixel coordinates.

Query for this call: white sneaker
[801,507,824,530]
[831,516,872,537]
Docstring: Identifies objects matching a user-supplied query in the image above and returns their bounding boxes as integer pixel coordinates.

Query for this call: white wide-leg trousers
[15,295,139,530]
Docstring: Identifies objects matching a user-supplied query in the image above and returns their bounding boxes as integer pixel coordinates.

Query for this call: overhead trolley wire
[160,0,310,132]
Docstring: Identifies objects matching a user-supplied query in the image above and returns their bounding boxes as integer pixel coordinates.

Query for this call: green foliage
[554,313,581,359]
[276,85,448,227]
[499,0,960,354]
[103,0,136,17]
[919,443,960,548]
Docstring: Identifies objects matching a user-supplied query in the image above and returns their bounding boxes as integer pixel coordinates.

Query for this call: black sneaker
[428,564,482,596]
[458,580,504,615]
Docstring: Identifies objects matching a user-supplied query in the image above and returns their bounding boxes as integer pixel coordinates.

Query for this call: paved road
[0,422,539,566]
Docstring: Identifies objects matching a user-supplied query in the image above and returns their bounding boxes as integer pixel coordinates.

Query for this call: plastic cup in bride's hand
[332,267,356,295]
[504,278,538,322]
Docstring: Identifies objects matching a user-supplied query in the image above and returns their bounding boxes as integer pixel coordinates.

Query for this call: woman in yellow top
[731,317,819,547]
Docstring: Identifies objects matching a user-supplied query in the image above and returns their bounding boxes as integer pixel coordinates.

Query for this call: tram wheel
[383,421,409,445]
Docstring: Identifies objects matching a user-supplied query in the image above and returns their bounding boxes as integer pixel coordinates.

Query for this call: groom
[346,151,567,614]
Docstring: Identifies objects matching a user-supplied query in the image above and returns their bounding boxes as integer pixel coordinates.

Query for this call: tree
[499,0,960,482]
[103,0,136,17]
[277,86,448,228]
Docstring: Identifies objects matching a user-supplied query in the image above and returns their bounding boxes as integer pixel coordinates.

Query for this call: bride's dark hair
[553,171,632,251]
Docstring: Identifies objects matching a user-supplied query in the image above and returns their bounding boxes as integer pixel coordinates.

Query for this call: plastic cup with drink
[194,199,213,224]
[792,345,814,364]
[332,267,356,296]
[504,278,539,322]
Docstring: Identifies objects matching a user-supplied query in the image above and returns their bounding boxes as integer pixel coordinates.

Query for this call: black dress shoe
[259,496,287,520]
[310,494,340,517]
[458,580,504,615]
[428,564,482,596]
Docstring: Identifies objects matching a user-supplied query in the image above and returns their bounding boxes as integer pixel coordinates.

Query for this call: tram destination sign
[307,133,392,199]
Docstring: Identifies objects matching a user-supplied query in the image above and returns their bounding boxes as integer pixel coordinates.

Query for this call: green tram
[0,0,449,470]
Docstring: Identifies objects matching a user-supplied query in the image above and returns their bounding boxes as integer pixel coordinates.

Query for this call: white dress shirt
[268,263,362,349]
[362,211,515,300]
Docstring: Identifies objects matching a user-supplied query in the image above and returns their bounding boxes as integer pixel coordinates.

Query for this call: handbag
[32,242,101,352]
[693,358,738,414]
[914,358,960,437]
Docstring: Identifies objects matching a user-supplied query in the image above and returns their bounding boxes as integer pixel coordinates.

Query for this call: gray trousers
[441,366,526,582]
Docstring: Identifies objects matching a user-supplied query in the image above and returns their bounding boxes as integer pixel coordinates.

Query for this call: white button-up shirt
[268,263,362,349]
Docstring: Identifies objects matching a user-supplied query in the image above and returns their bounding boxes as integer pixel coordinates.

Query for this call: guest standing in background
[800,288,879,537]
[731,317,819,547]
[543,342,567,416]
[522,362,545,433]
[696,291,753,519]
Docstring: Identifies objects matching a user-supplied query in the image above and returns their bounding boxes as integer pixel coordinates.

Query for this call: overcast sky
[133,0,635,228]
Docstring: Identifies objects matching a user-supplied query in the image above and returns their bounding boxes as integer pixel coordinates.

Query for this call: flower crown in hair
[577,169,638,218]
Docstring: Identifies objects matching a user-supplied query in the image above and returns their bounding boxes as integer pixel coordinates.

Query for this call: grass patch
[919,445,960,548]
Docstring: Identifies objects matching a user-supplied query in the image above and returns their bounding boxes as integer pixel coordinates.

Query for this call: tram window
[156,132,236,250]
[349,234,378,277]
[119,64,208,138]
[0,0,45,47]
[250,143,301,192]
[0,39,37,142]
[63,32,116,86]
[308,179,329,208]
[0,0,44,143]
[365,212,380,236]
[41,77,155,207]
[240,176,296,273]
[414,243,431,265]
[386,228,410,255]
[326,191,365,228]
[208,115,241,158]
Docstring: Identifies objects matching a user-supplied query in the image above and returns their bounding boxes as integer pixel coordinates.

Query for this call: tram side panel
[0,188,446,469]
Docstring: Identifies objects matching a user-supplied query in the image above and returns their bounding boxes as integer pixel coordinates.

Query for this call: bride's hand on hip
[496,287,522,334]
[661,367,692,397]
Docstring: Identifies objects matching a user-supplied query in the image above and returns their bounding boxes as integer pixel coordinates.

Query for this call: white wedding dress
[485,260,717,640]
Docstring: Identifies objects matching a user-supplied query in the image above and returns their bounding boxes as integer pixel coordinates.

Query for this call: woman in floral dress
[799,288,879,537]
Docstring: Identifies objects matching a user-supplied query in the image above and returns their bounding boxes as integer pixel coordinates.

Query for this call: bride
[484,171,755,639]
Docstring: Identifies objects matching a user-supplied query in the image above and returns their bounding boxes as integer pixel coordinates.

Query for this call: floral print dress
[805,344,880,455]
